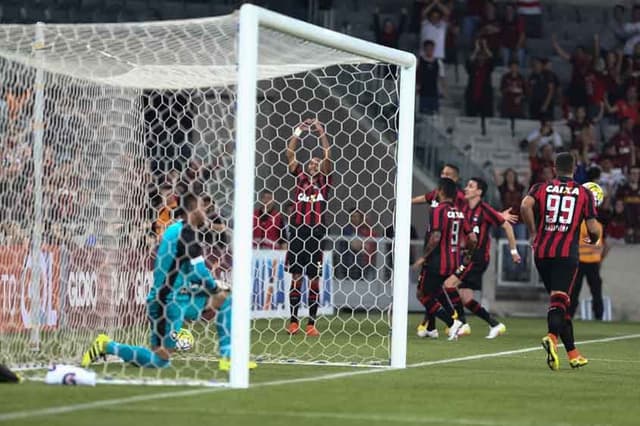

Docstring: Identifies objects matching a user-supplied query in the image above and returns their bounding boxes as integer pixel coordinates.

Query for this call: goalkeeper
[81,192,254,371]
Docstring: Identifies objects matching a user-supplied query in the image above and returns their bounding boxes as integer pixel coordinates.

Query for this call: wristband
[510,249,518,256]
[454,264,465,278]
[293,127,303,137]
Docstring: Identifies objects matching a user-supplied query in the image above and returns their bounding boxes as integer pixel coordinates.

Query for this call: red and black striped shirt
[427,200,470,276]
[291,164,331,227]
[467,201,505,264]
[528,177,597,260]
[424,187,467,233]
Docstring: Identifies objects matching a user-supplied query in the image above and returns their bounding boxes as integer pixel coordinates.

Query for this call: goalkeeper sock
[216,296,232,358]
[105,341,170,368]
[307,278,319,326]
[289,278,301,323]
[464,299,499,327]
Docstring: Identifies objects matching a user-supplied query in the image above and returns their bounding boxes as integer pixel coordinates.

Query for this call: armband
[454,264,466,278]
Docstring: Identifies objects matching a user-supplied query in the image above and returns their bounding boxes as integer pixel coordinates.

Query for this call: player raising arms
[521,152,600,370]
[415,178,477,340]
[81,193,256,372]
[444,177,521,339]
[285,118,331,336]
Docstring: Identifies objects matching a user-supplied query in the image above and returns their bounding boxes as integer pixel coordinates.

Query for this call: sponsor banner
[0,246,60,332]
[251,249,334,319]
[0,245,335,331]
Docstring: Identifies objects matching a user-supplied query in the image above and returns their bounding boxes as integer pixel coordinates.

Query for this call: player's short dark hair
[181,192,199,212]
[470,177,488,198]
[555,152,575,175]
[423,39,435,48]
[438,177,457,200]
[443,163,460,177]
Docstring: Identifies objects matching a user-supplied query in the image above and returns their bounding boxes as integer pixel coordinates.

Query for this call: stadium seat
[513,119,539,141]
[485,118,512,138]
[455,116,482,135]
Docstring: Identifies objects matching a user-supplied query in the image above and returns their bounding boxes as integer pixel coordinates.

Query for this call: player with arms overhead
[81,193,256,372]
[285,118,331,336]
[521,152,600,370]
[416,178,476,340]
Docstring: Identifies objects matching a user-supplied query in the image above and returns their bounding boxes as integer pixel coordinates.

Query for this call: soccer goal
[0,4,415,388]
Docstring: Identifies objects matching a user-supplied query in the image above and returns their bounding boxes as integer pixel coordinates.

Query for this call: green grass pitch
[2,316,640,426]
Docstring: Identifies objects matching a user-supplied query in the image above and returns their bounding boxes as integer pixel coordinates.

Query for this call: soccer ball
[175,328,195,351]
[583,182,604,208]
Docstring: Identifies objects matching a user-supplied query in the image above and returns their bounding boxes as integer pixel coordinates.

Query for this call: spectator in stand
[552,34,595,111]
[606,85,640,124]
[500,2,526,68]
[420,1,450,60]
[528,57,556,120]
[602,50,625,104]
[606,199,628,245]
[609,117,636,173]
[443,0,461,80]
[600,5,627,54]
[528,137,555,185]
[417,40,446,115]
[623,5,640,56]
[584,61,607,122]
[252,190,285,249]
[501,60,526,126]
[373,6,407,49]
[516,0,542,39]
[152,182,178,239]
[616,166,640,243]
[462,0,486,42]
[476,0,501,57]
[568,106,595,147]
[497,168,527,279]
[465,38,494,119]
[598,154,626,199]
[338,209,378,280]
[525,119,563,151]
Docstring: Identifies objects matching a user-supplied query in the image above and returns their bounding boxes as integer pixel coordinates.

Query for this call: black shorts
[535,257,579,294]
[459,262,488,291]
[287,225,325,277]
[416,266,446,303]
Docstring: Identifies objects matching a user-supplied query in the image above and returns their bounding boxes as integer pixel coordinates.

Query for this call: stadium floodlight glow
[0,4,415,389]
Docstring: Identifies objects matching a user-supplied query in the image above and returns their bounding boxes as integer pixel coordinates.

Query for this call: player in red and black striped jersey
[443,177,521,339]
[285,118,331,337]
[521,152,601,370]
[415,178,477,340]
[412,163,466,211]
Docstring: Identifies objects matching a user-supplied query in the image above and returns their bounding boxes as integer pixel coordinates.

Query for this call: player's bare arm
[520,195,537,241]
[287,121,308,173]
[585,217,602,245]
[312,119,332,175]
[412,230,441,270]
[501,221,522,263]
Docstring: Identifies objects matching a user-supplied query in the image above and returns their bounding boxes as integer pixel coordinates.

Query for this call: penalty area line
[1,333,639,423]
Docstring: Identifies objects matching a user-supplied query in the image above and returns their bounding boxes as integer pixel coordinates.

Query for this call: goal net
[0,5,415,387]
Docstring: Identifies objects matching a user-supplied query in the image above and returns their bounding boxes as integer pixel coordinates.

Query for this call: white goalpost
[0,4,415,389]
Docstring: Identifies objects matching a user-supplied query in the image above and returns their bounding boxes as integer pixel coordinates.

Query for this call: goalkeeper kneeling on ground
[80,192,256,372]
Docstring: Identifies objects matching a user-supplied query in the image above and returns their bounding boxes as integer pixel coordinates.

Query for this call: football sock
[548,293,570,337]
[445,287,465,322]
[307,278,319,326]
[289,278,301,323]
[216,296,232,358]
[424,296,454,327]
[464,299,499,327]
[105,342,170,368]
[559,318,576,353]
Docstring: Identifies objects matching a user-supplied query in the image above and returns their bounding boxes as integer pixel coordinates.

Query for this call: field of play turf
[2,315,640,426]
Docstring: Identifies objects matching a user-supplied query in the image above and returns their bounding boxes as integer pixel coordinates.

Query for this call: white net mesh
[0,13,403,384]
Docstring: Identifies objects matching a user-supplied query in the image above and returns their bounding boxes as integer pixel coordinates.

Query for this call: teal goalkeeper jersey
[147,220,218,305]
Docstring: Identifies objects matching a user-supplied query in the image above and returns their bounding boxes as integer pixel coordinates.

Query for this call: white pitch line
[1,333,639,423]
